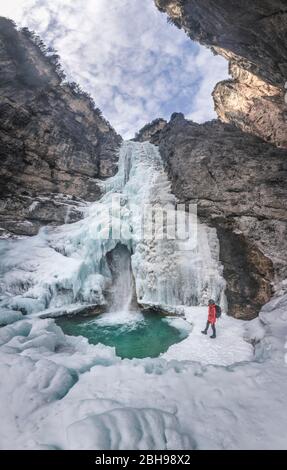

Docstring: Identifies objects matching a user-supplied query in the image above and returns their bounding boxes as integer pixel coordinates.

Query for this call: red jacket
[208,304,216,324]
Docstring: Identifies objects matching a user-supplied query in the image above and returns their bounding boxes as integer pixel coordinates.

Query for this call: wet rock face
[155,0,287,147]
[149,114,287,318]
[0,18,122,236]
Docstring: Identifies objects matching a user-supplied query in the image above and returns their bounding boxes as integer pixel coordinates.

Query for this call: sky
[0,0,228,138]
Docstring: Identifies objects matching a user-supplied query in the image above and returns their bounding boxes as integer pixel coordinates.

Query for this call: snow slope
[162,308,253,365]
[0,299,287,450]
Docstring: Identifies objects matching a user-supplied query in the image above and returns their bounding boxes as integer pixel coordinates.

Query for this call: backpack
[215,305,222,318]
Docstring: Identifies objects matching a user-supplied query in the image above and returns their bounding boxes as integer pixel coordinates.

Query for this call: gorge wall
[137,0,287,318]
[155,0,287,148]
[140,114,287,319]
[0,17,122,237]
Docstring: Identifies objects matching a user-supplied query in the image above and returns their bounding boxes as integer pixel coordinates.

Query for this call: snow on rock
[259,293,287,364]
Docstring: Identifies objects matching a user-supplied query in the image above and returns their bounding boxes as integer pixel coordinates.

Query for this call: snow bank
[66,408,193,450]
[162,307,254,365]
[0,299,287,450]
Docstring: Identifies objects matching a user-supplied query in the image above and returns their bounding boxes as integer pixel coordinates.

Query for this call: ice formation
[0,141,226,319]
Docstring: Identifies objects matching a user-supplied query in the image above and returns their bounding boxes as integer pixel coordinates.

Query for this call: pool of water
[56,310,189,359]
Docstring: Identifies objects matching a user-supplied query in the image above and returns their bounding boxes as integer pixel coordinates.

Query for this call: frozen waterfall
[0,141,226,318]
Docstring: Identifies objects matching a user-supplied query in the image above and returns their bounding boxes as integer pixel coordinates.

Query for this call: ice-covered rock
[0,309,23,326]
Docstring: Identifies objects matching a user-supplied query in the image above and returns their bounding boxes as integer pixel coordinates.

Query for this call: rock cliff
[134,119,167,144]
[150,1,287,317]
[0,18,122,236]
[155,0,287,147]
[147,113,287,319]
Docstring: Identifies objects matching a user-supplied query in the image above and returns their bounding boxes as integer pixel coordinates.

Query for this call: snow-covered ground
[162,308,254,365]
[1,298,287,450]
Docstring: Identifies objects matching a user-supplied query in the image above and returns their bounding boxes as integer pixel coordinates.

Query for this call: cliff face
[155,0,287,147]
[148,114,287,319]
[150,1,287,317]
[213,64,287,148]
[0,18,122,236]
[134,119,167,144]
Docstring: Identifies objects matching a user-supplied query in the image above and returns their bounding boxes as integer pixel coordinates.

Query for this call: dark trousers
[204,321,216,336]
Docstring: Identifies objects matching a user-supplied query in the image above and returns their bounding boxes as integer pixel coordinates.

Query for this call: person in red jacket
[201,299,217,338]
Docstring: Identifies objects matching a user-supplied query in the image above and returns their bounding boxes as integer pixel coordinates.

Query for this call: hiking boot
[210,334,216,339]
[201,330,207,335]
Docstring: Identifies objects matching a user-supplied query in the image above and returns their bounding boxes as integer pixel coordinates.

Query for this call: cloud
[0,0,33,23]
[0,0,228,138]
